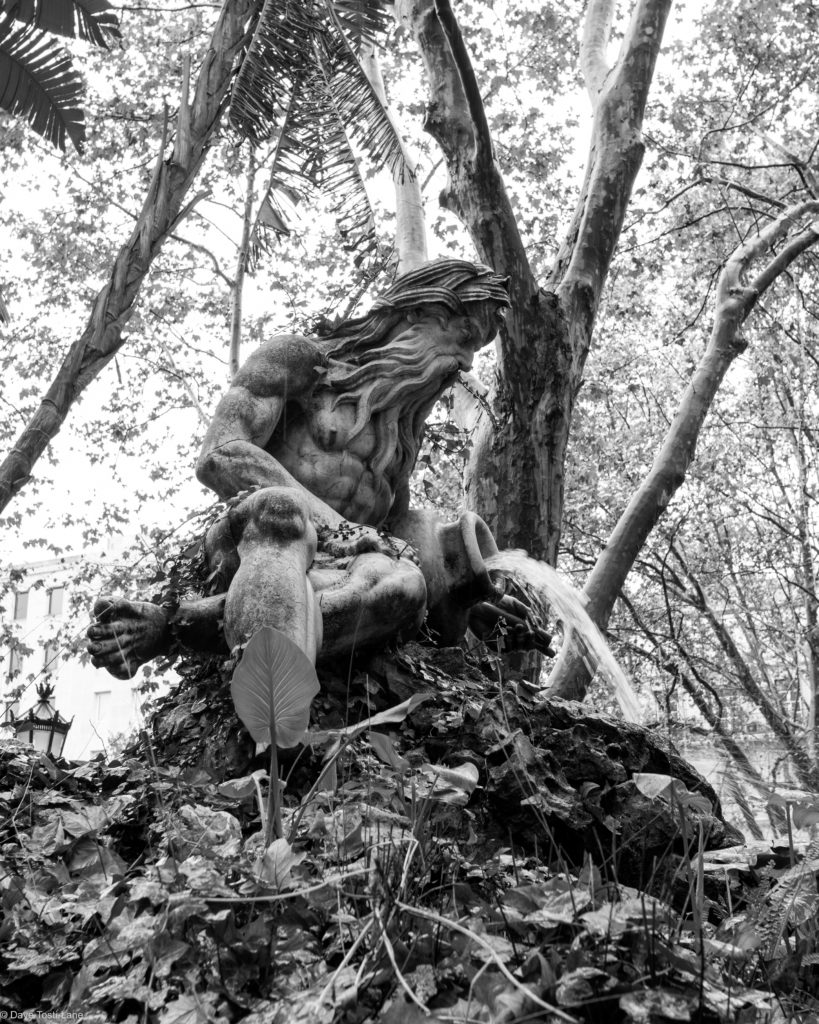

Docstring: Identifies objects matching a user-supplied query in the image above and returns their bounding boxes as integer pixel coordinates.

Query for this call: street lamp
[12,682,73,758]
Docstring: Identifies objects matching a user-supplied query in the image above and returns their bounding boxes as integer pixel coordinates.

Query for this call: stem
[266,698,282,845]
[229,148,256,379]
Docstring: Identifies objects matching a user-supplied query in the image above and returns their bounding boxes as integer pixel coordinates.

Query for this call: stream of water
[484,550,645,724]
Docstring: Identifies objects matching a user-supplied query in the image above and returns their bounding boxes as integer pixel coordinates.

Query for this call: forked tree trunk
[401,0,672,563]
[0,0,253,512]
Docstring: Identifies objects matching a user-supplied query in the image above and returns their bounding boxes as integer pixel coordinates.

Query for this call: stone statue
[87,259,550,680]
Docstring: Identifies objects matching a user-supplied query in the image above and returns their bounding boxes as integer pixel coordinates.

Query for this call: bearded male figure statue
[88,259,550,680]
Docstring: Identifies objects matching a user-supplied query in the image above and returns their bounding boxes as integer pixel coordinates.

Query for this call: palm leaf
[249,73,377,268]
[0,287,9,325]
[316,11,406,179]
[2,0,119,46]
[330,0,391,46]
[230,0,406,177]
[0,15,84,150]
[229,0,322,146]
[310,78,377,259]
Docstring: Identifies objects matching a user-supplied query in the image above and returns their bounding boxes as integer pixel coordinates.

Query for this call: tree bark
[0,0,253,512]
[546,200,819,701]
[360,44,428,274]
[401,0,671,563]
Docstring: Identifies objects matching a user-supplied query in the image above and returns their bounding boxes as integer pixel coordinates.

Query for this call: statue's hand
[469,594,555,655]
[87,598,170,680]
[320,522,414,562]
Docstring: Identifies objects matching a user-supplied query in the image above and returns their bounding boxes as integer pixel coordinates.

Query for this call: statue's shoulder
[235,334,325,397]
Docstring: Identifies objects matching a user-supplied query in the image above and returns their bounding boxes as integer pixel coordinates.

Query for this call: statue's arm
[196,337,345,532]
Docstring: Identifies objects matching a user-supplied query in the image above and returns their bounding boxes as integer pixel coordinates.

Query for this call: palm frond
[230,0,406,177]
[317,10,406,179]
[2,0,119,46]
[330,0,391,47]
[311,81,377,260]
[0,287,9,325]
[229,0,322,146]
[0,15,84,150]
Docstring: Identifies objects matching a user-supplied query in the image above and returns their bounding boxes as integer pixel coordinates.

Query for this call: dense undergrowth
[3,642,819,1022]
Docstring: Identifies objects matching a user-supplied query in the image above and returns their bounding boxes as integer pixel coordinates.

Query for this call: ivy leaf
[231,626,320,749]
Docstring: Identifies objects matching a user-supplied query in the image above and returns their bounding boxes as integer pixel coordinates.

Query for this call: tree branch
[0,0,254,512]
[361,43,428,274]
[550,0,673,346]
[545,199,819,702]
[580,0,614,100]
[432,0,492,166]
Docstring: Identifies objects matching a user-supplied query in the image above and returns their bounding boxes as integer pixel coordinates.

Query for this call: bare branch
[361,44,428,273]
[753,127,819,198]
[580,0,614,101]
[551,0,673,345]
[546,199,819,702]
[432,0,492,165]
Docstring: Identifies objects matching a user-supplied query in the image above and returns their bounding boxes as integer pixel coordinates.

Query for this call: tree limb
[360,43,428,274]
[432,0,492,166]
[580,0,614,100]
[550,0,673,344]
[545,199,819,701]
[0,0,254,513]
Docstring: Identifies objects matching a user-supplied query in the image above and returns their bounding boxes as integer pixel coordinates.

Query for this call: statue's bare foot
[87,598,170,679]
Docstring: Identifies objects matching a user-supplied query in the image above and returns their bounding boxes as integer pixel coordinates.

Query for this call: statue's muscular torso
[270,391,401,527]
[196,334,417,530]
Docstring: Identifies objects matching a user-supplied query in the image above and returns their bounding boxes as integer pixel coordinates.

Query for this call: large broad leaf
[231,626,320,749]
[0,16,84,150]
[2,0,120,46]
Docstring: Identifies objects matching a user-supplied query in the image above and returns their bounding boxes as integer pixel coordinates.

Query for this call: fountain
[485,550,644,724]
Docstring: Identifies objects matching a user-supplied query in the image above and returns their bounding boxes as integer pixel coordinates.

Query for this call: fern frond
[0,15,84,150]
[2,0,120,46]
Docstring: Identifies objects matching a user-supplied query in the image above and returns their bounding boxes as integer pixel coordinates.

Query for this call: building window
[2,698,19,724]
[43,640,60,675]
[48,587,65,617]
[94,691,111,720]
[7,647,24,680]
[13,591,29,621]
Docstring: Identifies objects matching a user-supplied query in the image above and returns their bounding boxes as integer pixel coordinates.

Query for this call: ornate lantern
[12,683,73,758]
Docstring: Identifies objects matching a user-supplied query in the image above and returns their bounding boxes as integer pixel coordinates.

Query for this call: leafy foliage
[3,642,819,1021]
[0,0,118,151]
[231,0,404,264]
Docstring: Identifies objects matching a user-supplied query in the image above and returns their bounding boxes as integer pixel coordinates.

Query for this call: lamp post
[12,682,73,758]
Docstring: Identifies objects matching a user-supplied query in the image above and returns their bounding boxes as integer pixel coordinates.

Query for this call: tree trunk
[0,0,253,512]
[402,0,671,562]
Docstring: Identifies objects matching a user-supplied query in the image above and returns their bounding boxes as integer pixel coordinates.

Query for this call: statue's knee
[235,487,316,548]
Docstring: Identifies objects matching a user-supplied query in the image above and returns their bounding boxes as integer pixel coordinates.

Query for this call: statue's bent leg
[310,553,426,659]
[224,486,322,661]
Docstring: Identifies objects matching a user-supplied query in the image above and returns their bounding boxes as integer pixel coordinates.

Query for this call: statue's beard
[325,332,461,479]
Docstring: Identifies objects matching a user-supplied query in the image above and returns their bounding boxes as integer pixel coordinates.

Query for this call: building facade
[1,556,152,760]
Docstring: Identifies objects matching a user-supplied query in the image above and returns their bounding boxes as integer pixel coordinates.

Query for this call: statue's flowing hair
[318,259,510,478]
